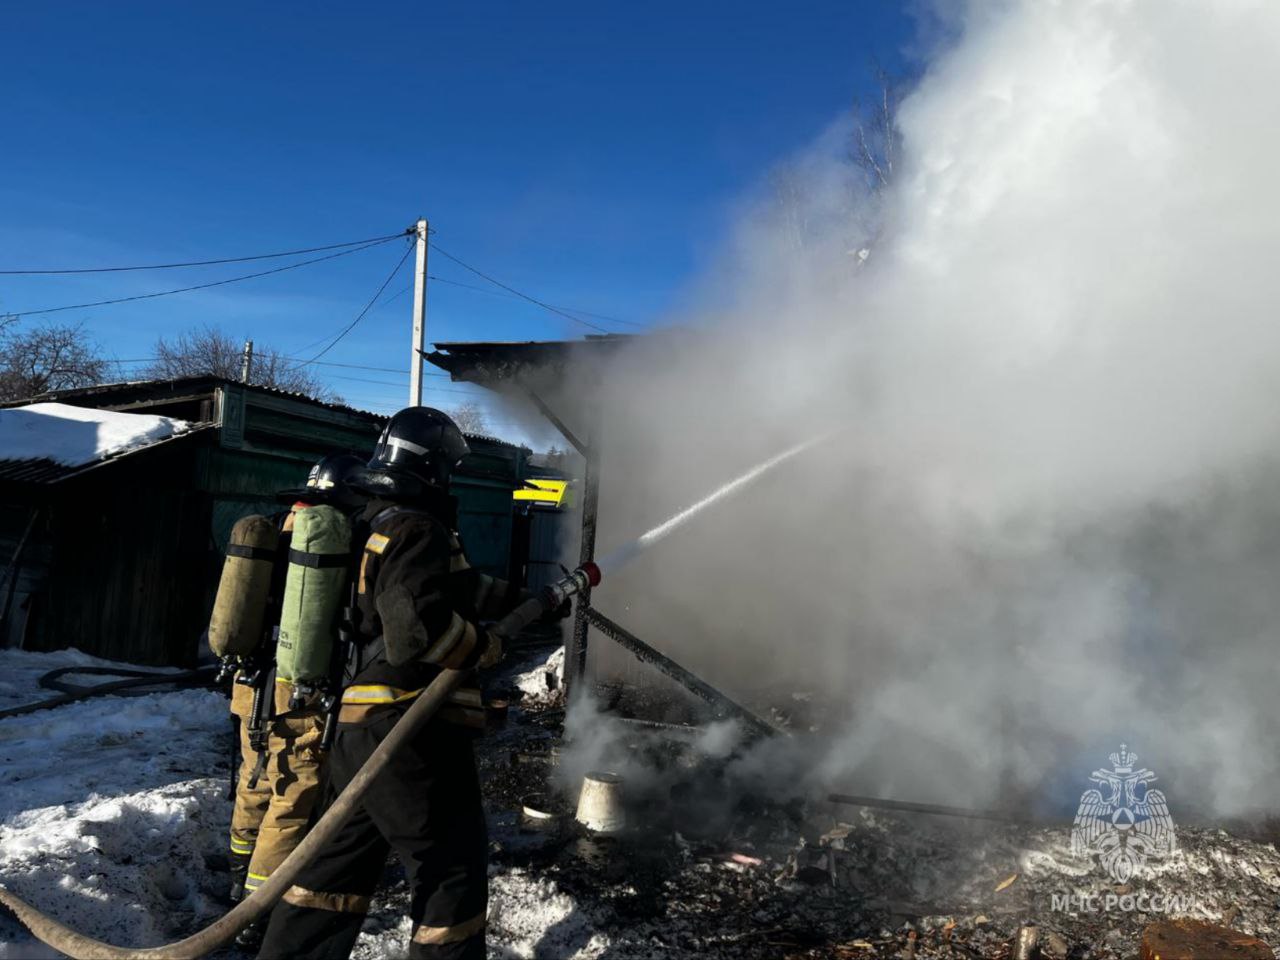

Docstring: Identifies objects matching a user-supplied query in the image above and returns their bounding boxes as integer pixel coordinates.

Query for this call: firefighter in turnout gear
[224,453,369,924]
[258,407,553,960]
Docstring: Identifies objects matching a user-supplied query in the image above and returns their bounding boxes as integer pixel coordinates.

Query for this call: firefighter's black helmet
[279,452,368,509]
[304,453,369,509]
[368,407,470,490]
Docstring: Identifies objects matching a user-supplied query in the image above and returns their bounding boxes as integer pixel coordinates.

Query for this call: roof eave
[0,422,215,487]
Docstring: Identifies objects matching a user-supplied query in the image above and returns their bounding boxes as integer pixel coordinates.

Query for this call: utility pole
[240,339,254,383]
[409,217,429,406]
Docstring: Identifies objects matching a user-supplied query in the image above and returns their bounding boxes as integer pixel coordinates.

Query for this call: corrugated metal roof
[2,376,389,422]
[0,423,212,486]
[2,376,533,455]
[0,458,79,484]
[462,431,529,452]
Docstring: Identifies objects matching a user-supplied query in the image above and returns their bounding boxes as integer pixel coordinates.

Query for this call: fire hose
[0,567,599,960]
[0,433,826,958]
[0,666,218,721]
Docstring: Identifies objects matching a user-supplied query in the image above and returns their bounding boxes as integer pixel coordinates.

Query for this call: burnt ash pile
[470,647,1280,958]
[815,814,1280,958]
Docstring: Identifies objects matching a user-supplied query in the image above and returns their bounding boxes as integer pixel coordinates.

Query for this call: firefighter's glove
[478,624,507,670]
[543,597,573,623]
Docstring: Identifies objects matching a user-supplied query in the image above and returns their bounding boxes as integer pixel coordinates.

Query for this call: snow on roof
[0,402,195,467]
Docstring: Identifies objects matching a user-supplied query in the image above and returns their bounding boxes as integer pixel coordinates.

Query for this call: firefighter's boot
[235,919,266,952]
[228,850,251,904]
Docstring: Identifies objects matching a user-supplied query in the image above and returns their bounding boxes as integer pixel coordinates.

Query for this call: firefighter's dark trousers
[256,708,488,960]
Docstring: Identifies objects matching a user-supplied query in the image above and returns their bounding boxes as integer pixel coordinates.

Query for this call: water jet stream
[596,431,833,577]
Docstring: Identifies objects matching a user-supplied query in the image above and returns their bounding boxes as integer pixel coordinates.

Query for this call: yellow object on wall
[513,478,571,507]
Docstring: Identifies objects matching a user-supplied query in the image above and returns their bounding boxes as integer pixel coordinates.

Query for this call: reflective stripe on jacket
[338,682,487,728]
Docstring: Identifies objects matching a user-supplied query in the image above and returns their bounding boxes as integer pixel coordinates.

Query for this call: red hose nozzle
[579,561,602,587]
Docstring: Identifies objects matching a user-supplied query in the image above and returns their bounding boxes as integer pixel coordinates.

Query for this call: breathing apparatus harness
[212,498,359,785]
[319,511,375,752]
[335,503,424,679]
[209,510,298,789]
[238,649,277,789]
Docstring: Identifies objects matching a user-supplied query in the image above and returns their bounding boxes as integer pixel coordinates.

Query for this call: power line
[292,282,413,354]
[427,243,612,334]
[307,358,443,375]
[303,358,449,376]
[99,355,454,378]
[427,274,643,328]
[328,374,487,390]
[3,236,404,320]
[337,378,486,395]
[329,375,406,387]
[343,397,532,423]
[0,231,412,275]
[340,384,489,397]
[299,243,416,365]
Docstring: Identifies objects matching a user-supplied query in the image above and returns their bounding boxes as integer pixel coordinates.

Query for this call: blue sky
[0,2,913,424]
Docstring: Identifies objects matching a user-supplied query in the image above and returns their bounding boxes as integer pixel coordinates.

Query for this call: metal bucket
[575,771,626,834]
[519,793,563,831]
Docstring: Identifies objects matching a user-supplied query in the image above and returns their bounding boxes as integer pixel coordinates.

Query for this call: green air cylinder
[275,503,352,684]
[208,515,280,658]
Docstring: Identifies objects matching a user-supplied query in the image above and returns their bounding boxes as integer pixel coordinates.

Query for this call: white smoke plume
[554,0,1280,818]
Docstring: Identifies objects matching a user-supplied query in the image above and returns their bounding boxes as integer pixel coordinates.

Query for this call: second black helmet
[303,452,369,510]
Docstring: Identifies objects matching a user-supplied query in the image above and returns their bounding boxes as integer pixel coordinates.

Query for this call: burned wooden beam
[565,418,600,696]
[583,607,778,740]
[611,716,705,737]
[827,792,1046,824]
[1140,920,1272,960]
[521,385,590,458]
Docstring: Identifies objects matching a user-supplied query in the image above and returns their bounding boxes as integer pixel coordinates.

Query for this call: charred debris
[478,650,1280,960]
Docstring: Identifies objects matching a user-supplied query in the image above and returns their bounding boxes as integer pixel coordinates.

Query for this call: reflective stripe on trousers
[255,708,488,960]
[281,884,372,914]
[412,911,486,945]
[244,871,269,893]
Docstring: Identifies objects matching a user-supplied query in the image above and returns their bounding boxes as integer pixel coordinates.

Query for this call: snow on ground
[0,646,186,714]
[15,644,1280,957]
[510,644,564,702]
[486,869,611,959]
[0,648,231,959]
[0,403,193,467]
[0,643,611,960]
[345,866,611,960]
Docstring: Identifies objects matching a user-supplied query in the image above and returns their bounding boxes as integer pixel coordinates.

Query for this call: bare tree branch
[850,63,905,193]
[143,325,339,402]
[447,401,489,436]
[856,124,889,189]
[766,61,908,260]
[0,322,107,402]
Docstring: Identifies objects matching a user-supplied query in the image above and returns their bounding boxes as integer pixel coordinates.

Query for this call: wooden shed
[0,377,529,666]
